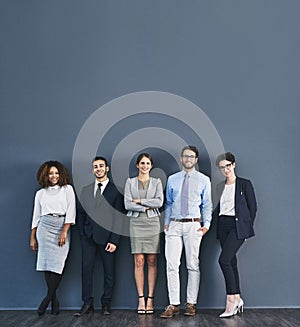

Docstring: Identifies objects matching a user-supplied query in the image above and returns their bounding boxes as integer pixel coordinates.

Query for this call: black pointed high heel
[37,296,51,316]
[51,296,60,315]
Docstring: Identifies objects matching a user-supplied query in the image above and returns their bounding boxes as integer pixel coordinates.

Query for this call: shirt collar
[94,178,109,187]
[182,168,196,176]
[94,178,109,195]
[48,184,60,190]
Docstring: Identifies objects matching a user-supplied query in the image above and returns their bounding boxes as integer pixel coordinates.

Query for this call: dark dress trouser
[218,215,245,295]
[81,235,115,306]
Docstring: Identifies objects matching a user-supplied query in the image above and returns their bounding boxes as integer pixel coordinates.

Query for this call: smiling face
[48,166,59,186]
[136,156,153,175]
[218,159,236,179]
[180,149,198,172]
[93,159,109,182]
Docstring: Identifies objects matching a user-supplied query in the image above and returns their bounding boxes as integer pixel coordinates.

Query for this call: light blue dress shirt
[164,169,212,229]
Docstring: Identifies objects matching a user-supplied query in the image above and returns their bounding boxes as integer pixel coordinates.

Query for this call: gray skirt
[130,215,160,254]
[36,215,70,274]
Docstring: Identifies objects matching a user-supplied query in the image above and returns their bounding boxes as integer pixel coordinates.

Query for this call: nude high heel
[237,298,244,313]
[219,297,239,318]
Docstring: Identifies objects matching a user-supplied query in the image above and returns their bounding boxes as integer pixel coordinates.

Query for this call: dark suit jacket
[77,181,124,246]
[214,176,257,240]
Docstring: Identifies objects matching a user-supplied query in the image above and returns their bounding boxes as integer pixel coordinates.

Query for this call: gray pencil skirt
[130,215,160,254]
[36,215,70,274]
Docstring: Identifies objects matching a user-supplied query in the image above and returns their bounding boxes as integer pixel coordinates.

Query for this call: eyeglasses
[218,163,233,171]
[182,155,196,160]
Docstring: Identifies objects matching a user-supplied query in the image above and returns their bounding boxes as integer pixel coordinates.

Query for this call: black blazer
[77,181,125,246]
[214,176,257,240]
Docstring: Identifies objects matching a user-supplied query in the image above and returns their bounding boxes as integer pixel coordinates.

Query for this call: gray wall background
[1,1,299,309]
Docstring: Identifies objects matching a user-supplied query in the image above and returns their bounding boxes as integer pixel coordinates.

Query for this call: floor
[0,309,299,327]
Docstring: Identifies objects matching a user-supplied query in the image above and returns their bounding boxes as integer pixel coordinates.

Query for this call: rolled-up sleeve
[200,178,212,229]
[65,185,76,224]
[31,191,41,229]
[164,179,173,226]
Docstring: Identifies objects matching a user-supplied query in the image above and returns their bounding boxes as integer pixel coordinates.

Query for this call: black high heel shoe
[146,296,154,314]
[37,296,51,316]
[51,296,60,315]
[137,295,146,314]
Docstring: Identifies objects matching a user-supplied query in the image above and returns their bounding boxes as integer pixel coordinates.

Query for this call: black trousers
[81,236,115,306]
[218,216,244,295]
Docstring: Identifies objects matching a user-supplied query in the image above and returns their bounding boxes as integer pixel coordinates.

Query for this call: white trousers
[165,220,203,305]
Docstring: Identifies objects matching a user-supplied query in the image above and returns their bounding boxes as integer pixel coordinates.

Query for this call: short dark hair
[181,145,199,158]
[37,161,70,188]
[92,156,108,166]
[136,153,153,166]
[215,152,236,166]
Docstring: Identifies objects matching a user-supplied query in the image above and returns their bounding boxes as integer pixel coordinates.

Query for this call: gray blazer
[124,177,164,217]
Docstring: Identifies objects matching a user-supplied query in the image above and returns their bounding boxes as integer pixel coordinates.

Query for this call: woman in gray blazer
[124,153,164,314]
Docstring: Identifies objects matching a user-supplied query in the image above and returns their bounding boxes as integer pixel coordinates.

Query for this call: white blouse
[219,183,236,216]
[31,184,76,229]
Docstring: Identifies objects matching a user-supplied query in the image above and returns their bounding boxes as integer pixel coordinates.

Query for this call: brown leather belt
[170,218,201,223]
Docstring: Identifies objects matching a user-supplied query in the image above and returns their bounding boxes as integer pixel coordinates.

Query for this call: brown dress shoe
[184,303,196,316]
[160,304,180,318]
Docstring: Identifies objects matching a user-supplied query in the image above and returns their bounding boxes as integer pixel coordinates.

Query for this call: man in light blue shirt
[161,146,212,318]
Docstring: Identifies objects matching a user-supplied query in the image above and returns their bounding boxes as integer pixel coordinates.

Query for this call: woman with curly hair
[30,161,76,315]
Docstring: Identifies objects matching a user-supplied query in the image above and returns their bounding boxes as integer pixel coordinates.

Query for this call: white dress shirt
[93,178,109,197]
[31,184,76,229]
[219,183,236,216]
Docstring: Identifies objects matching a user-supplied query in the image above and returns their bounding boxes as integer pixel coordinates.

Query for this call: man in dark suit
[75,156,124,316]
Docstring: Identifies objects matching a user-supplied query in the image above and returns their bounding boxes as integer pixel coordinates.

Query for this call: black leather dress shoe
[102,304,111,315]
[74,304,94,317]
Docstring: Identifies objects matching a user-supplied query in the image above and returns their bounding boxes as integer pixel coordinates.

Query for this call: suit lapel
[146,177,153,199]
[216,181,225,202]
[131,177,152,198]
[235,177,241,208]
[131,178,140,199]
[99,181,111,205]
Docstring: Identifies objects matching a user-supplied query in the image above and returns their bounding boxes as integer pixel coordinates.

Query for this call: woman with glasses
[215,152,257,318]
[124,153,163,314]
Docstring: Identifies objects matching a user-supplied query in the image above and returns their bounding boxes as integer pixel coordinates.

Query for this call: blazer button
[235,218,238,221]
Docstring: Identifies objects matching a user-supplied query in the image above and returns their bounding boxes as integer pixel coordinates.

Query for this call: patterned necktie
[181,173,189,216]
[96,183,102,198]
